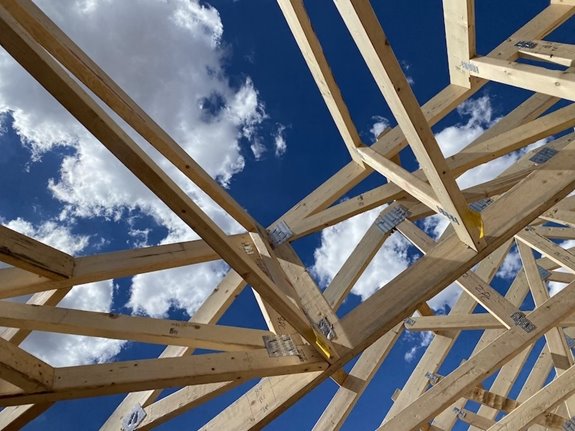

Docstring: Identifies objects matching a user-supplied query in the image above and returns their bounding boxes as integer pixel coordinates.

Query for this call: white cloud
[311,206,411,302]
[369,116,390,142]
[128,262,229,318]
[404,330,433,363]
[273,125,287,157]
[549,240,575,296]
[496,246,522,280]
[250,140,266,160]
[428,283,461,312]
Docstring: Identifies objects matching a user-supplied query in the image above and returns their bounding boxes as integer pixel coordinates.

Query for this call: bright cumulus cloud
[0,0,282,365]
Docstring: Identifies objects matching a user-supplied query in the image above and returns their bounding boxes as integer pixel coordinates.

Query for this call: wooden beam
[516,229,575,273]
[443,0,476,87]
[134,382,242,430]
[518,240,574,370]
[515,39,575,67]
[312,324,403,430]
[533,226,575,240]
[0,225,74,280]
[456,409,496,429]
[468,56,575,101]
[0,404,51,431]
[466,386,567,429]
[324,204,403,309]
[0,301,274,352]
[357,147,440,211]
[540,209,575,228]
[1,0,257,232]
[0,234,250,300]
[335,0,484,250]
[407,313,575,332]
[487,363,575,430]
[0,346,328,406]
[0,339,53,392]
[277,0,365,163]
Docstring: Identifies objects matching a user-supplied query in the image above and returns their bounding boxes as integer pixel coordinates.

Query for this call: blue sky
[0,0,573,429]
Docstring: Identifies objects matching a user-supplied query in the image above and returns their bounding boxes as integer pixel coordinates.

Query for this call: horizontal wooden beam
[515,38,575,67]
[0,301,273,352]
[406,313,575,332]
[0,346,328,406]
[0,226,74,280]
[468,56,575,101]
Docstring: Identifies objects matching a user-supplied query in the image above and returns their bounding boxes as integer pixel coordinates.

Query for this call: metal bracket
[316,317,336,341]
[263,334,299,358]
[425,372,441,385]
[537,265,551,280]
[453,407,467,419]
[437,206,459,224]
[564,417,575,431]
[469,198,493,213]
[241,241,255,255]
[375,205,409,233]
[460,61,479,74]
[511,311,536,333]
[530,147,558,165]
[121,404,146,431]
[565,333,575,350]
[404,317,416,327]
[515,40,538,49]
[267,220,293,247]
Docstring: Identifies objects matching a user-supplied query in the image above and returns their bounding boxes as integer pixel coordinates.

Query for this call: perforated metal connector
[537,265,551,280]
[469,198,493,213]
[530,147,558,165]
[375,205,409,233]
[453,407,467,419]
[404,317,416,327]
[515,40,538,49]
[565,333,575,350]
[317,317,336,341]
[263,334,298,358]
[425,372,441,385]
[564,417,575,431]
[121,404,146,431]
[511,311,536,333]
[267,220,293,247]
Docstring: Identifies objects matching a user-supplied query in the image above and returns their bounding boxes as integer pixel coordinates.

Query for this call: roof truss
[0,0,574,430]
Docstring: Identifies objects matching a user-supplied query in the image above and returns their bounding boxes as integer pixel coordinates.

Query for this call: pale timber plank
[0,226,74,280]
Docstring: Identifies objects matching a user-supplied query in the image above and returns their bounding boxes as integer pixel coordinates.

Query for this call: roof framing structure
[0,0,574,429]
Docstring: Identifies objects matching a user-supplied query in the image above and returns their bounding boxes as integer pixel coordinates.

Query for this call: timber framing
[0,1,574,430]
